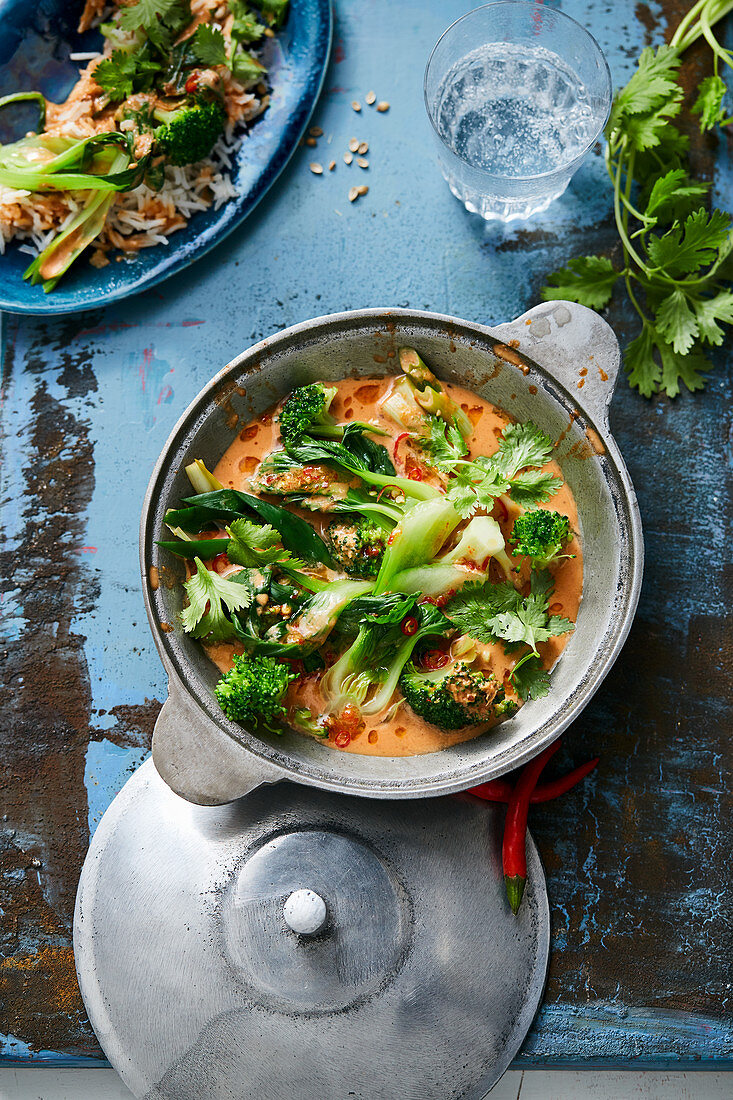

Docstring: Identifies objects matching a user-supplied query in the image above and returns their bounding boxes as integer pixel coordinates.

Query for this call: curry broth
[204,377,583,757]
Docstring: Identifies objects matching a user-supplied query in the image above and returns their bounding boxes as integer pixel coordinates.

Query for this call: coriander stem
[672,0,733,54]
[624,271,650,327]
[610,141,649,275]
[670,0,708,49]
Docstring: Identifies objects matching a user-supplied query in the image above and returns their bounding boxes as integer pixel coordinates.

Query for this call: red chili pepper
[392,431,410,463]
[401,616,418,636]
[421,648,449,670]
[407,467,424,481]
[334,729,351,748]
[185,71,201,94]
[470,756,599,805]
[211,552,230,574]
[503,740,560,914]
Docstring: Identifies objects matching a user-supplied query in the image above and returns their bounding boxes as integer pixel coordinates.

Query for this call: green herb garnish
[542,3,733,397]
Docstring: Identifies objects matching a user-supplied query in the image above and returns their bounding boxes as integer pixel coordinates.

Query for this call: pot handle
[492,300,621,429]
[152,677,286,806]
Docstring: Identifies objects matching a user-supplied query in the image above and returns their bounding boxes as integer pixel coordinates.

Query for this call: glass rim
[423,1,613,183]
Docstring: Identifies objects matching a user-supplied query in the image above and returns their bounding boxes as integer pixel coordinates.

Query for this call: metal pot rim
[140,304,644,802]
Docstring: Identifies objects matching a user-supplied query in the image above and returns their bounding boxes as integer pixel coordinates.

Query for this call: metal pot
[140,303,643,805]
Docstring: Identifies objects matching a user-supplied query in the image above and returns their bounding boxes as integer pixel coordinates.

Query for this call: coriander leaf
[622,97,682,151]
[644,168,708,225]
[226,517,305,569]
[495,421,555,477]
[547,615,576,636]
[508,469,563,508]
[656,336,713,398]
[511,655,550,701]
[93,49,160,101]
[120,0,179,32]
[230,1,266,41]
[422,414,468,469]
[231,49,267,84]
[542,255,619,310]
[611,44,681,120]
[654,288,699,354]
[648,207,732,276]
[490,605,551,651]
[192,24,228,66]
[445,421,556,514]
[444,580,521,644]
[446,477,481,519]
[694,290,733,345]
[691,74,727,132]
[181,556,254,640]
[237,520,280,548]
[445,571,574,654]
[624,324,660,397]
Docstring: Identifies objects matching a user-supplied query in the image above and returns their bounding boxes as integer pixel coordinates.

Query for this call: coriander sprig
[442,421,563,517]
[444,570,575,699]
[542,1,733,398]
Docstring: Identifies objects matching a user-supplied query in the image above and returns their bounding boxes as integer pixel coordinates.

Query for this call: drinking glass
[424,2,612,221]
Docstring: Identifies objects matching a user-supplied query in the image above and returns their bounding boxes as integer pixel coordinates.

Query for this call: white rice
[0,0,267,266]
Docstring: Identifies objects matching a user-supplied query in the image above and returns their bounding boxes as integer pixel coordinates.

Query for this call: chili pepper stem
[504,874,525,916]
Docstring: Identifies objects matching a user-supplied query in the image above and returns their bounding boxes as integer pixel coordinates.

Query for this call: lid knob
[283,889,327,935]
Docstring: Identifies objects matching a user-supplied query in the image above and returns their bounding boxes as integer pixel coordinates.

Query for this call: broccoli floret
[154,100,226,165]
[494,695,519,717]
[278,383,338,443]
[399,659,501,730]
[511,510,573,568]
[214,652,295,728]
[326,518,389,578]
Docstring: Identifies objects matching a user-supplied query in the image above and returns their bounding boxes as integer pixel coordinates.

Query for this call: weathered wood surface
[0,0,731,1067]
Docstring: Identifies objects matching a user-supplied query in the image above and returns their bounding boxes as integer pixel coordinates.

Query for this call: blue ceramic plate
[0,0,332,314]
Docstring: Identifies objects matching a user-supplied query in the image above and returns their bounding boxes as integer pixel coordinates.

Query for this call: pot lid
[74,759,549,1099]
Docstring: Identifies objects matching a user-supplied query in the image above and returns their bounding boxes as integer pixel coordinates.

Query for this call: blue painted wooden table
[1,0,731,1072]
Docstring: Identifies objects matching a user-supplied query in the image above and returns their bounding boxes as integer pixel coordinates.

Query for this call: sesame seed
[348,187,359,202]
[357,184,368,195]
[343,152,353,164]
[348,138,359,152]
[351,100,362,112]
[309,162,323,175]
[309,125,323,136]
[357,157,369,169]
[357,141,368,154]
[305,137,317,147]
[376,101,390,112]
[365,90,376,105]
[328,160,336,171]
